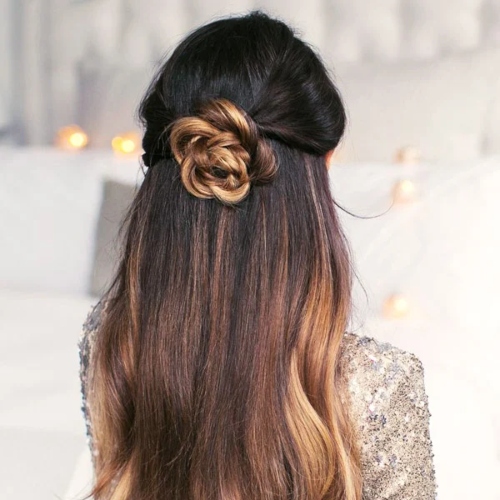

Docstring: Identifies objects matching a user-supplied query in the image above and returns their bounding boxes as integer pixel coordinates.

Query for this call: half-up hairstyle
[84,9,362,500]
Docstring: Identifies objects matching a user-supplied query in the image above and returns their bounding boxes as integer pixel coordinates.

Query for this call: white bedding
[0,290,95,500]
[331,157,500,499]
[2,149,500,499]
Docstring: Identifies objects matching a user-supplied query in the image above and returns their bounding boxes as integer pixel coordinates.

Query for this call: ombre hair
[84,10,362,500]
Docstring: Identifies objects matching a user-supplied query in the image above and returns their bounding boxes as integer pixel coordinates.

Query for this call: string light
[383,294,410,319]
[111,132,141,156]
[393,179,417,203]
[55,125,89,150]
[394,145,420,165]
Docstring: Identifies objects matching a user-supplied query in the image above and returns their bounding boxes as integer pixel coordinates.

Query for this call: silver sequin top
[79,299,437,499]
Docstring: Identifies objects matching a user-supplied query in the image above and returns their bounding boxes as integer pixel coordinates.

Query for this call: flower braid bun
[169,98,277,205]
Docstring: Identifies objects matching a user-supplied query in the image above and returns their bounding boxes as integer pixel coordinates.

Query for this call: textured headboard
[53,0,500,65]
[6,0,500,144]
[51,0,500,66]
[323,0,500,63]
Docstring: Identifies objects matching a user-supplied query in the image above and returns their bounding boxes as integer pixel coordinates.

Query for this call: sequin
[341,332,437,498]
[78,301,437,498]
[78,298,109,470]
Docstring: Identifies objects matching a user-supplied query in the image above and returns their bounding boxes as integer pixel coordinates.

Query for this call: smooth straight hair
[84,10,362,500]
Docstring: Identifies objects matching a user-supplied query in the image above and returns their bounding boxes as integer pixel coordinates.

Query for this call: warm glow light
[395,146,420,165]
[69,132,87,148]
[383,294,410,319]
[121,139,136,153]
[393,179,417,203]
[111,136,123,150]
[112,132,141,155]
[56,125,89,150]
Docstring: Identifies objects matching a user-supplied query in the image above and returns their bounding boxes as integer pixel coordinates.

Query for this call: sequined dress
[79,299,437,499]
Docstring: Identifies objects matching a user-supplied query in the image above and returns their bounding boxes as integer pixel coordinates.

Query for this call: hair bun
[169,98,277,205]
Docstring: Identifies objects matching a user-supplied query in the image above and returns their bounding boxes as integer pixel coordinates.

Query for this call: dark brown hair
[85,10,362,500]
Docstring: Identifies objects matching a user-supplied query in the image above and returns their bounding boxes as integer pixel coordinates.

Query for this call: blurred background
[1,1,500,499]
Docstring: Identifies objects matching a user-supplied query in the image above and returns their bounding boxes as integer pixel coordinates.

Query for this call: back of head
[86,10,361,500]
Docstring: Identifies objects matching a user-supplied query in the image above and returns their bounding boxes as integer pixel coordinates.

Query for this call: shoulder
[81,296,112,339]
[340,332,425,392]
[82,297,110,334]
[78,297,111,373]
[339,331,428,434]
[340,332,436,498]
[339,331,427,444]
[78,297,111,462]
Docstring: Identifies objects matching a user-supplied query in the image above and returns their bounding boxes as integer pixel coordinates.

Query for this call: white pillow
[333,48,500,162]
[0,147,140,295]
[329,158,500,498]
[331,157,500,341]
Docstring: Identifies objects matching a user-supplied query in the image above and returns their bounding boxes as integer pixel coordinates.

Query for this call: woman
[79,10,436,500]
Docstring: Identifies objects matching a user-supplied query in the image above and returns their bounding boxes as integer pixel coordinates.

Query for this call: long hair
[85,10,362,500]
